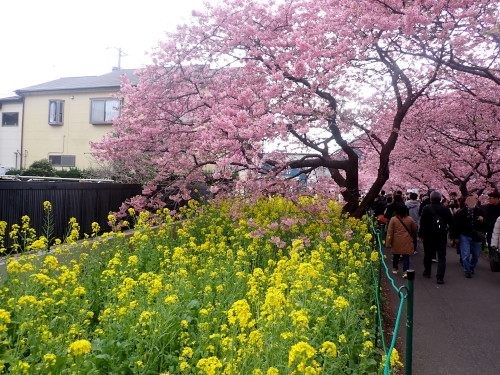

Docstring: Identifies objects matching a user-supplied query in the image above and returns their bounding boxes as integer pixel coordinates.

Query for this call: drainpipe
[19,94,26,169]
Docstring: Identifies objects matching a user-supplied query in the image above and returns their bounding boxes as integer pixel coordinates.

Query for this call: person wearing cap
[484,191,500,251]
[418,190,454,284]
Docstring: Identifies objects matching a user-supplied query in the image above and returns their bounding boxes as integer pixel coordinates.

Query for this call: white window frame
[48,100,64,125]
[90,98,120,124]
[1,112,19,126]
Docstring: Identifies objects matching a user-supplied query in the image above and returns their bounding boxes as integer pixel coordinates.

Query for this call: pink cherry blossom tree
[387,81,500,197]
[92,0,499,217]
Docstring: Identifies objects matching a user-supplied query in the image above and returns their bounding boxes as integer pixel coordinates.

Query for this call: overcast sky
[0,0,208,97]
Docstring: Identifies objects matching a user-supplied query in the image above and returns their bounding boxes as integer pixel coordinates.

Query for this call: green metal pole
[405,269,415,375]
[375,246,382,349]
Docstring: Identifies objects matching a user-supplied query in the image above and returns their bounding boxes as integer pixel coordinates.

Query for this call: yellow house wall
[22,90,116,169]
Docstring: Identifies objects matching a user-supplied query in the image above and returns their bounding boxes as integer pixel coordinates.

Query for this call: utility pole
[107,47,127,71]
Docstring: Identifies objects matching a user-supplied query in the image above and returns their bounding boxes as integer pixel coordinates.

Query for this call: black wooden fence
[0,181,142,247]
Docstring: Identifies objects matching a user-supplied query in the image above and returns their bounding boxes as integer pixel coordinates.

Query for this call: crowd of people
[372,189,500,284]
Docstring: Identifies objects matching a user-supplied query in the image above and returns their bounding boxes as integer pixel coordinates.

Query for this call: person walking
[419,191,454,284]
[419,190,438,262]
[483,191,500,254]
[386,203,418,278]
[418,189,433,216]
[406,192,420,253]
[448,192,460,215]
[384,193,407,222]
[491,217,500,250]
[490,215,500,273]
[454,195,486,278]
[372,194,387,216]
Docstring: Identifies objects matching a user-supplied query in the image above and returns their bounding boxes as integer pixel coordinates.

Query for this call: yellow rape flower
[363,340,374,352]
[72,287,86,296]
[196,356,222,375]
[165,295,179,305]
[227,299,252,329]
[128,255,138,266]
[68,339,91,356]
[12,361,30,373]
[387,348,403,367]
[304,366,320,375]
[181,347,194,359]
[43,353,56,367]
[320,341,337,356]
[333,296,349,314]
[288,341,316,369]
[91,222,100,234]
[0,309,11,324]
[180,361,191,371]
[6,261,21,274]
[248,329,263,351]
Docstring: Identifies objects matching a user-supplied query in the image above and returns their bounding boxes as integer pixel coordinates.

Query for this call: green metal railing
[367,214,415,375]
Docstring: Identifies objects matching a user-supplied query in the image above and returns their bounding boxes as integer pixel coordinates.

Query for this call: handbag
[471,230,485,242]
[378,214,389,224]
[490,246,500,272]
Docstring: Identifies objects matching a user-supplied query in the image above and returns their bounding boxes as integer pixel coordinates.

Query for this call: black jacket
[454,206,486,238]
[483,203,500,237]
[419,202,454,243]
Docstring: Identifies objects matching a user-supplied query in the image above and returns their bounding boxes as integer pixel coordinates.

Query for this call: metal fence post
[375,246,383,349]
[405,269,415,375]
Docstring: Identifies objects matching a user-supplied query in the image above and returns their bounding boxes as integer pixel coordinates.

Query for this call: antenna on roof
[107,47,128,71]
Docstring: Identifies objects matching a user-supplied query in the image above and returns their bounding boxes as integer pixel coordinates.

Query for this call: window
[49,100,64,125]
[90,98,120,124]
[49,155,75,167]
[2,112,19,126]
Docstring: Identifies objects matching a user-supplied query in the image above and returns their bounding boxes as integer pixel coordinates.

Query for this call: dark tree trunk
[351,145,391,218]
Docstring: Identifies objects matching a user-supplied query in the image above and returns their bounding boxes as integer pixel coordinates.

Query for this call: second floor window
[90,98,120,124]
[49,100,64,125]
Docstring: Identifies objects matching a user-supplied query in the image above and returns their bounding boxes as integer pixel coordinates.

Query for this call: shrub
[4,169,22,175]
[21,159,56,177]
[55,168,85,179]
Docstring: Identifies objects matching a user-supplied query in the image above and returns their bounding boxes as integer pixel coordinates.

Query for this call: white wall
[0,101,23,171]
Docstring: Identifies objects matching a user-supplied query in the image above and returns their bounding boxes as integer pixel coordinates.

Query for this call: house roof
[15,69,140,95]
[0,95,23,103]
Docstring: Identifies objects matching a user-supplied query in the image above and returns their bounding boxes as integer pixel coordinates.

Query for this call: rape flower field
[0,196,397,374]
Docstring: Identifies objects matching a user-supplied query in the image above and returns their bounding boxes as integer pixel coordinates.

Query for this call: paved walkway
[383,243,500,375]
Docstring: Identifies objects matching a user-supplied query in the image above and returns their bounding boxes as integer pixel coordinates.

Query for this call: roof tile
[15,69,139,94]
